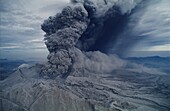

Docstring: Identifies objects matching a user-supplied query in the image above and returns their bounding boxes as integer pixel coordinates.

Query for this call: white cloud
[0,46,20,49]
[0,24,34,32]
[147,44,170,51]
[136,0,170,38]
[127,0,170,53]
[25,39,44,43]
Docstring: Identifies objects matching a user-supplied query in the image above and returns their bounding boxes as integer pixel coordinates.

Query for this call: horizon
[0,51,170,61]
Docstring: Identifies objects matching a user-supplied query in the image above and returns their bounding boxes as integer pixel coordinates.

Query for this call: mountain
[0,59,27,80]
[0,59,38,80]
[126,56,170,74]
[1,59,170,111]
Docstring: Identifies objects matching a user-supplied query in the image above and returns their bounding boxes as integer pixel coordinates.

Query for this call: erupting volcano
[1,0,170,111]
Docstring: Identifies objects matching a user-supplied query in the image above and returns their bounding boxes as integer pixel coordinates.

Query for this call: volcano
[1,0,170,111]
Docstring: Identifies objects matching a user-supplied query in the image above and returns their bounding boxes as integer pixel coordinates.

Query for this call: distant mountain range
[1,56,169,81]
[0,59,37,80]
[126,56,170,74]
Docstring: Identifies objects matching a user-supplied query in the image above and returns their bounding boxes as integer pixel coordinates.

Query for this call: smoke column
[40,0,144,79]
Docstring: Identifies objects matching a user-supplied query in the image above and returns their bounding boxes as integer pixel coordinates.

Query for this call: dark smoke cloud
[113,0,170,56]
[72,0,144,54]
[40,0,146,79]
[41,4,89,78]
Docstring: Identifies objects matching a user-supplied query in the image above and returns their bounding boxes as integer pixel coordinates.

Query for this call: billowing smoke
[73,0,143,53]
[40,0,144,79]
[40,4,89,78]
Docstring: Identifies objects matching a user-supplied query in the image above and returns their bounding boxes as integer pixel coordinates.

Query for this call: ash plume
[41,4,89,78]
[40,0,144,79]
[74,0,143,53]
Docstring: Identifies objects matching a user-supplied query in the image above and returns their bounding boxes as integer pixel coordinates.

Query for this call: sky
[0,0,169,60]
[0,0,70,60]
[126,0,170,57]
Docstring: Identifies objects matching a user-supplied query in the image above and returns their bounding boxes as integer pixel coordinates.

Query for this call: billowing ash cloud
[40,4,89,78]
[73,0,143,53]
[40,0,143,79]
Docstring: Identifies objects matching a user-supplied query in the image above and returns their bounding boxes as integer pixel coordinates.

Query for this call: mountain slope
[1,64,170,111]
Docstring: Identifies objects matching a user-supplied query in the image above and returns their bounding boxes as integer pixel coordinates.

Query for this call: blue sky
[0,0,169,60]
